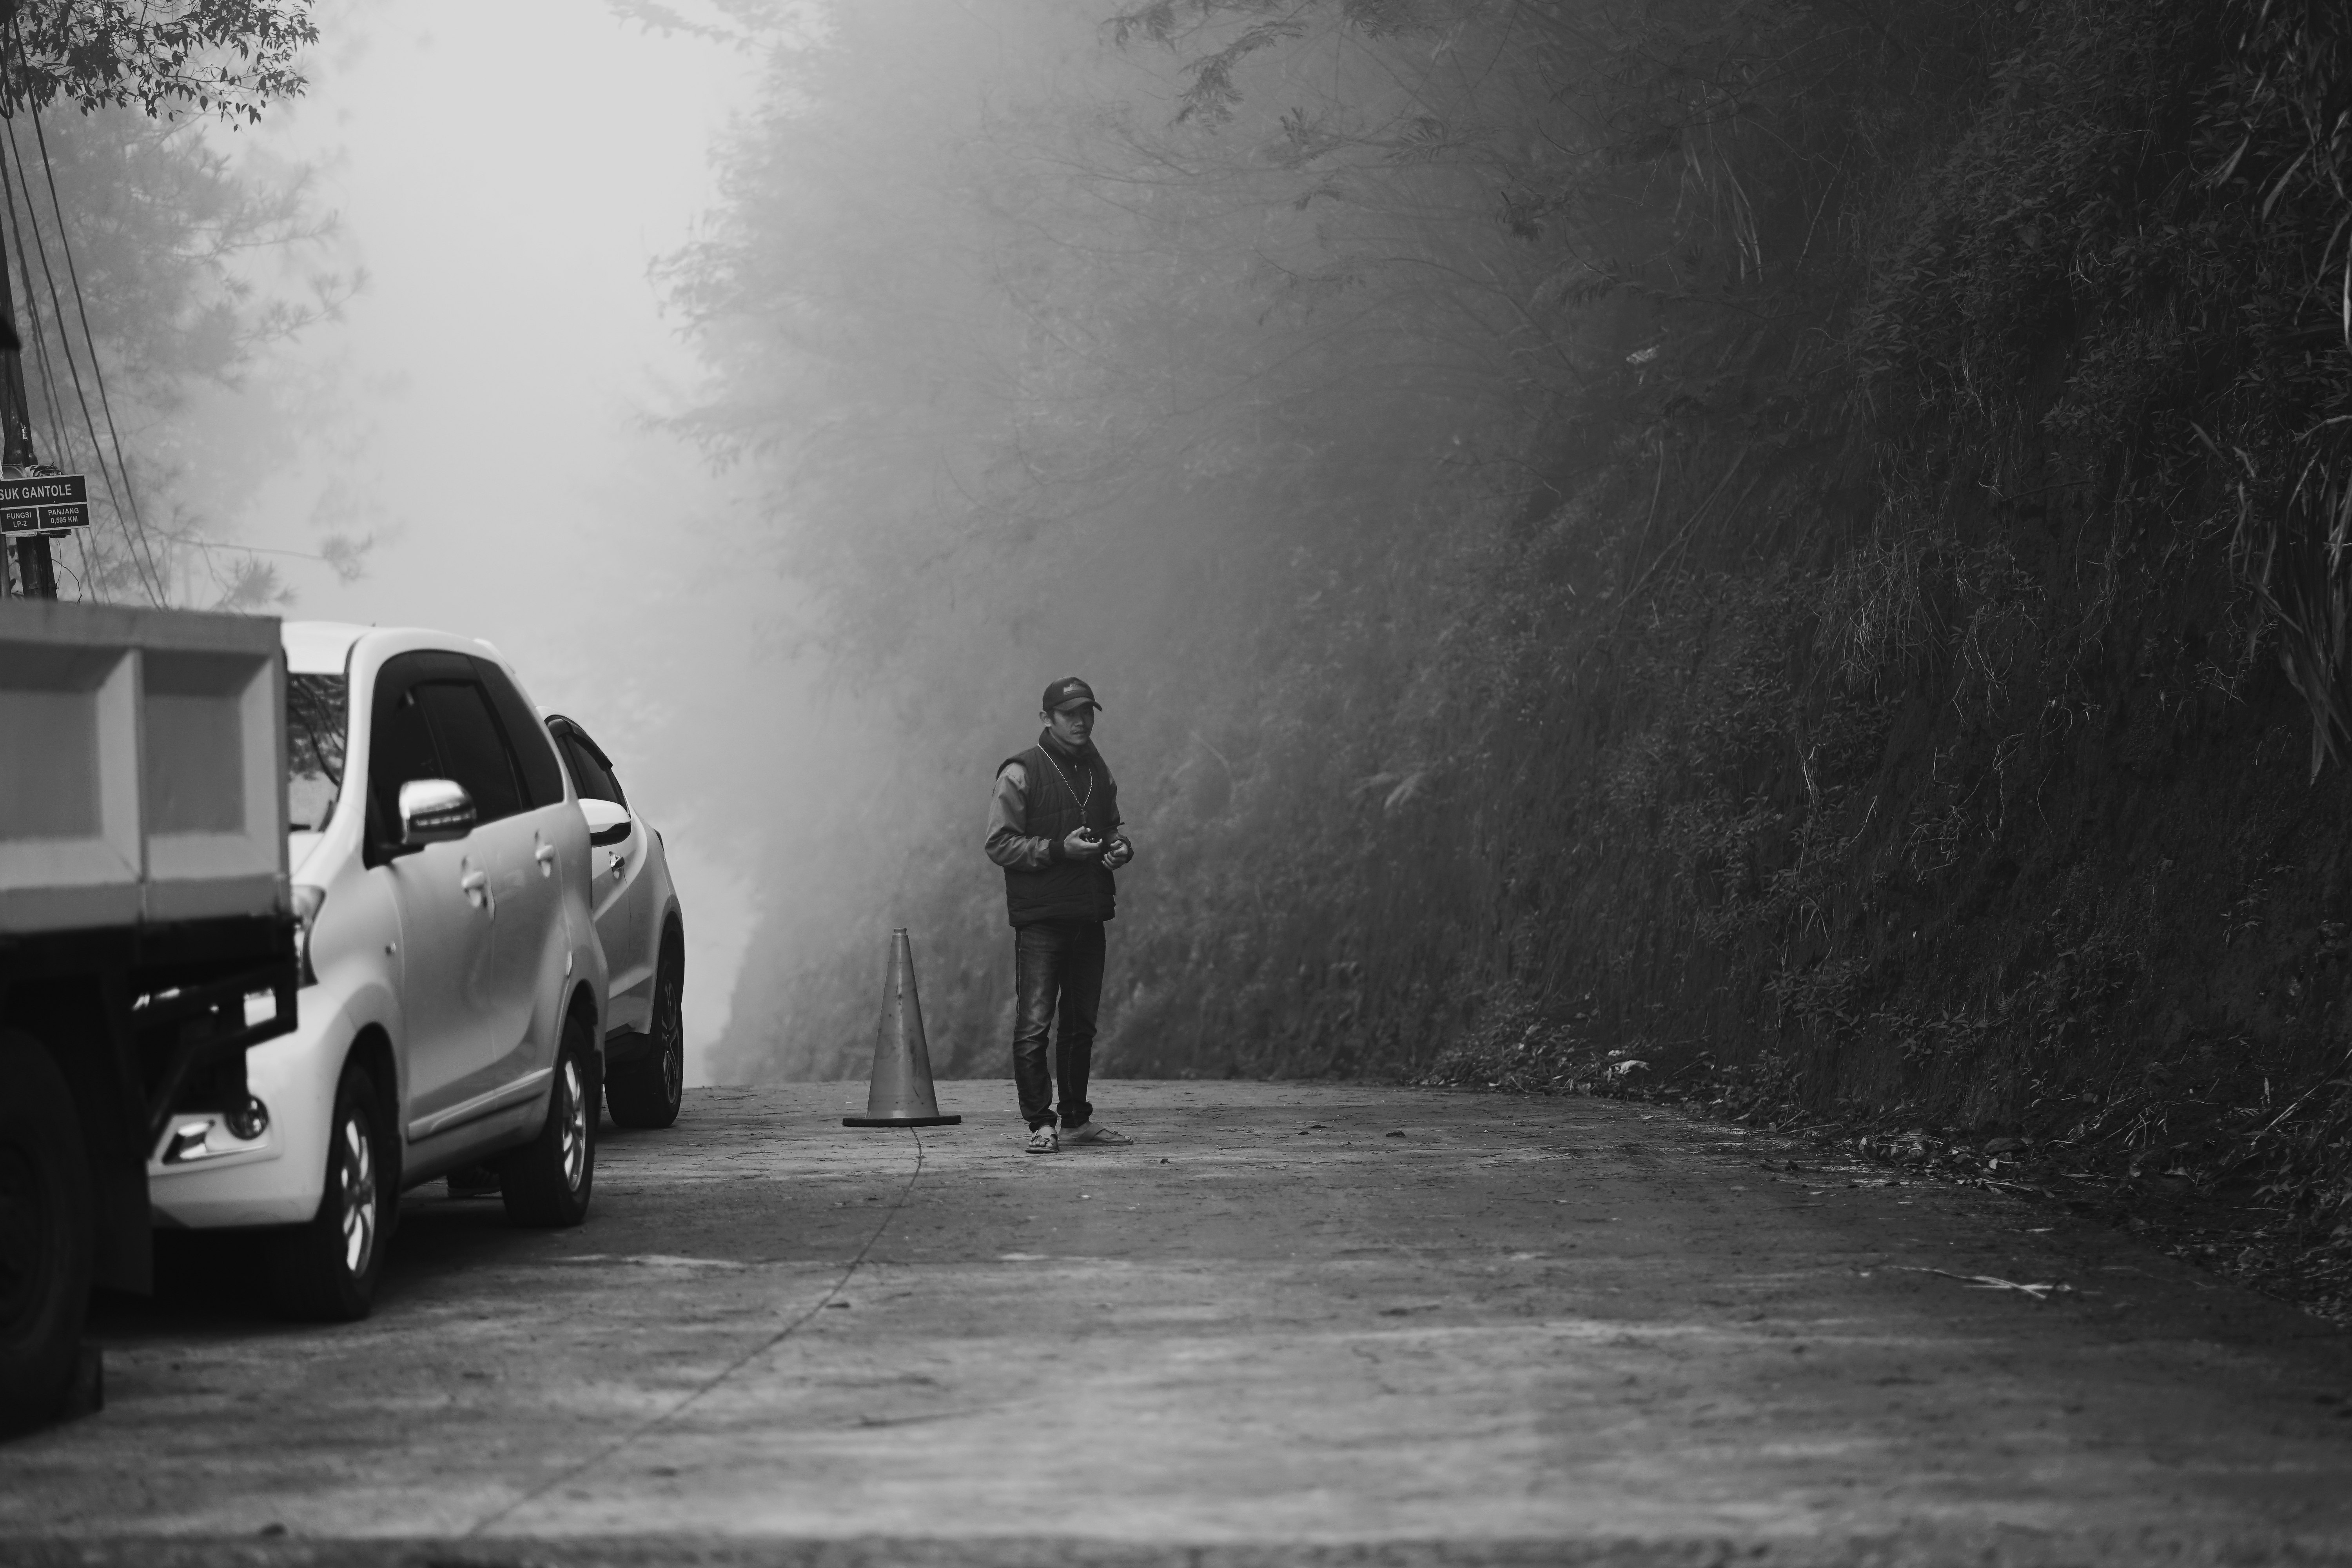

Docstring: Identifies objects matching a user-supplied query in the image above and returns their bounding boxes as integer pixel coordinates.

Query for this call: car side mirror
[399,778,477,845]
[580,796,632,847]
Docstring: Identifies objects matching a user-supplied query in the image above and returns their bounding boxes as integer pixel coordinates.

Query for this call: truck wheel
[606,936,684,1129]
[502,1012,597,1227]
[0,1030,93,1434]
[270,1059,388,1322]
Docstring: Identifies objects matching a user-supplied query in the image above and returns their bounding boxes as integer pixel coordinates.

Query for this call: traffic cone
[843,928,962,1128]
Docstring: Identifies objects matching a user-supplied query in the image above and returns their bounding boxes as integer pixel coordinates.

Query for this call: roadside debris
[1891,1266,2071,1301]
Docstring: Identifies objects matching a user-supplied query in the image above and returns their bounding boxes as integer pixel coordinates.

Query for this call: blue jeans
[1012,919,1104,1129]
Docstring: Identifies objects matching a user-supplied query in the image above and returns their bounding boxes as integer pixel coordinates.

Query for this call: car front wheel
[270,1058,388,1321]
[502,1012,597,1227]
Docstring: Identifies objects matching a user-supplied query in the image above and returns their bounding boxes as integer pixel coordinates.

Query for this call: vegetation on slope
[686,0,2352,1305]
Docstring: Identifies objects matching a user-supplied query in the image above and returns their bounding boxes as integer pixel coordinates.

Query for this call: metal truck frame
[0,599,296,1431]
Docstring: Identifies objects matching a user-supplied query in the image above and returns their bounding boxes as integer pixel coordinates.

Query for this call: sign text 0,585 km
[0,471,89,536]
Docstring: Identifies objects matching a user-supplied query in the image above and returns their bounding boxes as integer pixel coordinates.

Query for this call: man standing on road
[986,676,1136,1154]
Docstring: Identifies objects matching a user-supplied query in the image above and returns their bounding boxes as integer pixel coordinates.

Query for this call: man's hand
[1062,828,1105,859]
[1101,835,1133,869]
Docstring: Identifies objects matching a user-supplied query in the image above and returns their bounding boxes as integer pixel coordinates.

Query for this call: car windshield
[287,673,347,832]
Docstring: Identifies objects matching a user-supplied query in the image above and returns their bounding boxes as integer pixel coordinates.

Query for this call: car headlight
[292,883,326,987]
[162,1098,270,1164]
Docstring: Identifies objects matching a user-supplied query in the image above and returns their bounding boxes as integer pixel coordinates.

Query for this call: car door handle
[460,869,489,909]
[607,851,626,882]
[535,842,558,877]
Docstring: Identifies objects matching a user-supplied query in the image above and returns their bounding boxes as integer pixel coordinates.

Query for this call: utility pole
[0,209,52,598]
[0,0,54,600]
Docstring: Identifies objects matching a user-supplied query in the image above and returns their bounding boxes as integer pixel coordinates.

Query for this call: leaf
[2210,133,2251,186]
[2261,146,2312,223]
[1174,21,1306,126]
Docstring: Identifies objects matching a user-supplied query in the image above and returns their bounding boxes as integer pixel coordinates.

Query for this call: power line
[0,138,95,603]
[0,142,67,460]
[0,113,158,603]
[0,98,165,603]
[0,120,100,599]
[0,23,321,608]
[0,124,308,606]
[20,55,167,604]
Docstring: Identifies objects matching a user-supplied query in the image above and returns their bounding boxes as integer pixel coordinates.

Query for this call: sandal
[1025,1125,1059,1154]
[1065,1122,1131,1146]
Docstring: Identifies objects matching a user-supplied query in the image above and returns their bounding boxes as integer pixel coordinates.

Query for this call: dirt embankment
[1377,0,2352,1324]
[695,0,2352,1304]
[1111,0,2352,1314]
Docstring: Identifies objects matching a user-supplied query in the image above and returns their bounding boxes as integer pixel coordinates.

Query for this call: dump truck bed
[0,599,288,933]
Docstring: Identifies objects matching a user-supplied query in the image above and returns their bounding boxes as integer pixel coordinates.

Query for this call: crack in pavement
[459,1126,930,1538]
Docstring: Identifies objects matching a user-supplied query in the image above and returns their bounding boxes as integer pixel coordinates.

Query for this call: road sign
[0,473,86,507]
[0,474,91,537]
[1,503,87,537]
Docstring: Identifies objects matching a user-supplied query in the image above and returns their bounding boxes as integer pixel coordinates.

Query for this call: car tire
[269,1057,388,1322]
[606,931,684,1130]
[501,1011,597,1227]
[0,1029,94,1434]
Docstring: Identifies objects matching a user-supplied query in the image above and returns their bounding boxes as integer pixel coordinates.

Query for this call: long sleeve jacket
[984,758,1129,870]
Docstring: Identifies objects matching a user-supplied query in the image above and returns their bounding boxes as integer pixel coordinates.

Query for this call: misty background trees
[677,0,2352,1289]
[1,0,346,608]
[670,0,2051,1080]
[13,0,2349,1302]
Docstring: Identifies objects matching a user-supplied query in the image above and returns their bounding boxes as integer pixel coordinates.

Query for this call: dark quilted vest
[1001,738,1119,926]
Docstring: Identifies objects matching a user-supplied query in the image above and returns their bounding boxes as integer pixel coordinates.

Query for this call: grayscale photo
[3,0,2351,1560]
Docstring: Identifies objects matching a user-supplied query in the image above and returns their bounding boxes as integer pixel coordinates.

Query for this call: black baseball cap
[1042,676,1101,713]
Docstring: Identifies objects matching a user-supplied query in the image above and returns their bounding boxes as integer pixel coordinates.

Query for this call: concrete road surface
[4,1081,2351,1568]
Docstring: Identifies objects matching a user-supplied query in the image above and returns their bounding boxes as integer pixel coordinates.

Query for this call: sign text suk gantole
[0,472,89,537]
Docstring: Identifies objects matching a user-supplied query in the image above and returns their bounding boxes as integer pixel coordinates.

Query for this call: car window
[413,681,525,823]
[556,735,597,801]
[286,673,347,832]
[559,730,626,806]
[474,658,566,809]
[368,680,445,841]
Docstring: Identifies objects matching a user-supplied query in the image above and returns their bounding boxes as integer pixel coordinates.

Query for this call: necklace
[1038,742,1093,809]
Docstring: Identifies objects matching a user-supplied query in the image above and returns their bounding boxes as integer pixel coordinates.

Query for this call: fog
[602,0,1547,1085]
[74,0,1615,1089]
[14,0,2340,1339]
[190,1,780,1082]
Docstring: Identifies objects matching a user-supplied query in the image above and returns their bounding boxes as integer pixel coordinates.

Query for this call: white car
[147,622,609,1319]
[541,713,684,1128]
